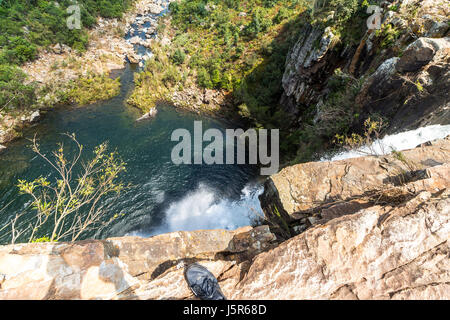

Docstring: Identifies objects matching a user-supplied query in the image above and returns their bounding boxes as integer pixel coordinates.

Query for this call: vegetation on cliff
[0,64,36,113]
[0,0,133,118]
[129,0,384,161]
[133,0,447,164]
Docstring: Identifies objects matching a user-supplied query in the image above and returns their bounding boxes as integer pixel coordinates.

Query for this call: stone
[29,110,40,123]
[52,43,62,54]
[136,108,158,121]
[396,37,450,73]
[0,136,449,300]
[231,192,450,300]
[0,226,275,299]
[280,24,338,117]
[259,136,450,218]
[127,53,140,64]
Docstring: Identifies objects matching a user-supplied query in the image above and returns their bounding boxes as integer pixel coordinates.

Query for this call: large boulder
[231,191,450,299]
[280,25,339,118]
[260,136,450,220]
[396,37,450,73]
[0,226,276,300]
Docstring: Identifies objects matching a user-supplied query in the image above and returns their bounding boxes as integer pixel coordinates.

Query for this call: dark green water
[0,65,262,243]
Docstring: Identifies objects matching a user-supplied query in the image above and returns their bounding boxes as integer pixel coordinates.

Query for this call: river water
[0,4,263,243]
[0,64,263,243]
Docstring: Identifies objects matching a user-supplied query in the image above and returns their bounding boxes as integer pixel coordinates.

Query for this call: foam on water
[323,124,450,161]
[129,183,264,237]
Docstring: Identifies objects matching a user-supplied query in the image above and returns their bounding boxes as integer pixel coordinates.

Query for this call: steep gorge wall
[281,0,450,134]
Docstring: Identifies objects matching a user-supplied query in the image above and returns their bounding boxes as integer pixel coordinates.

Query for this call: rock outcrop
[0,137,448,300]
[0,110,41,149]
[233,191,449,300]
[260,136,450,235]
[280,0,450,133]
[281,24,340,118]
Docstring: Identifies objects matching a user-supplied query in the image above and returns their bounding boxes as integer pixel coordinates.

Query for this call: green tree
[197,67,213,89]
[13,134,126,243]
[0,64,36,112]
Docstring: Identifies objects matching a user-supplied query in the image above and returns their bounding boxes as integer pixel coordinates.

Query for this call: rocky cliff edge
[0,136,449,299]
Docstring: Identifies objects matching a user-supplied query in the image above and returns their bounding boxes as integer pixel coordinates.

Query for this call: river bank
[0,135,448,300]
[0,0,175,152]
[0,62,263,245]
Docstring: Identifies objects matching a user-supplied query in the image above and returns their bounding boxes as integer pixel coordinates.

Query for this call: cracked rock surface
[0,137,449,300]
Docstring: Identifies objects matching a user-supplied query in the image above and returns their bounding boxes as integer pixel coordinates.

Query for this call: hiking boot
[184,263,226,300]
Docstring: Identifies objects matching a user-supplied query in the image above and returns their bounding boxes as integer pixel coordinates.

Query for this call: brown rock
[0,226,275,300]
[232,191,450,299]
[396,37,450,73]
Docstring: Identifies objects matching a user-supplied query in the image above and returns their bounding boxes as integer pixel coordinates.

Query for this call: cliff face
[281,0,450,133]
[0,137,448,300]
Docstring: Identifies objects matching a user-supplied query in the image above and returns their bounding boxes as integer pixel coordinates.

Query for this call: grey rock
[426,21,450,38]
[29,110,40,123]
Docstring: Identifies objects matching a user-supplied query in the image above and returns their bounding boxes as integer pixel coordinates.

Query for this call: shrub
[0,64,36,112]
[244,8,272,38]
[197,67,213,89]
[14,134,126,243]
[273,7,290,24]
[171,48,186,65]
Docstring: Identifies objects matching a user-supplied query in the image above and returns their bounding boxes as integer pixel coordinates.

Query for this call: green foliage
[171,48,186,65]
[0,0,135,65]
[31,236,56,243]
[68,73,121,105]
[127,43,178,112]
[0,64,36,112]
[197,67,213,89]
[334,117,386,156]
[16,134,126,243]
[314,69,363,138]
[273,7,290,24]
[311,0,361,26]
[284,69,364,163]
[133,0,378,162]
[376,23,402,49]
